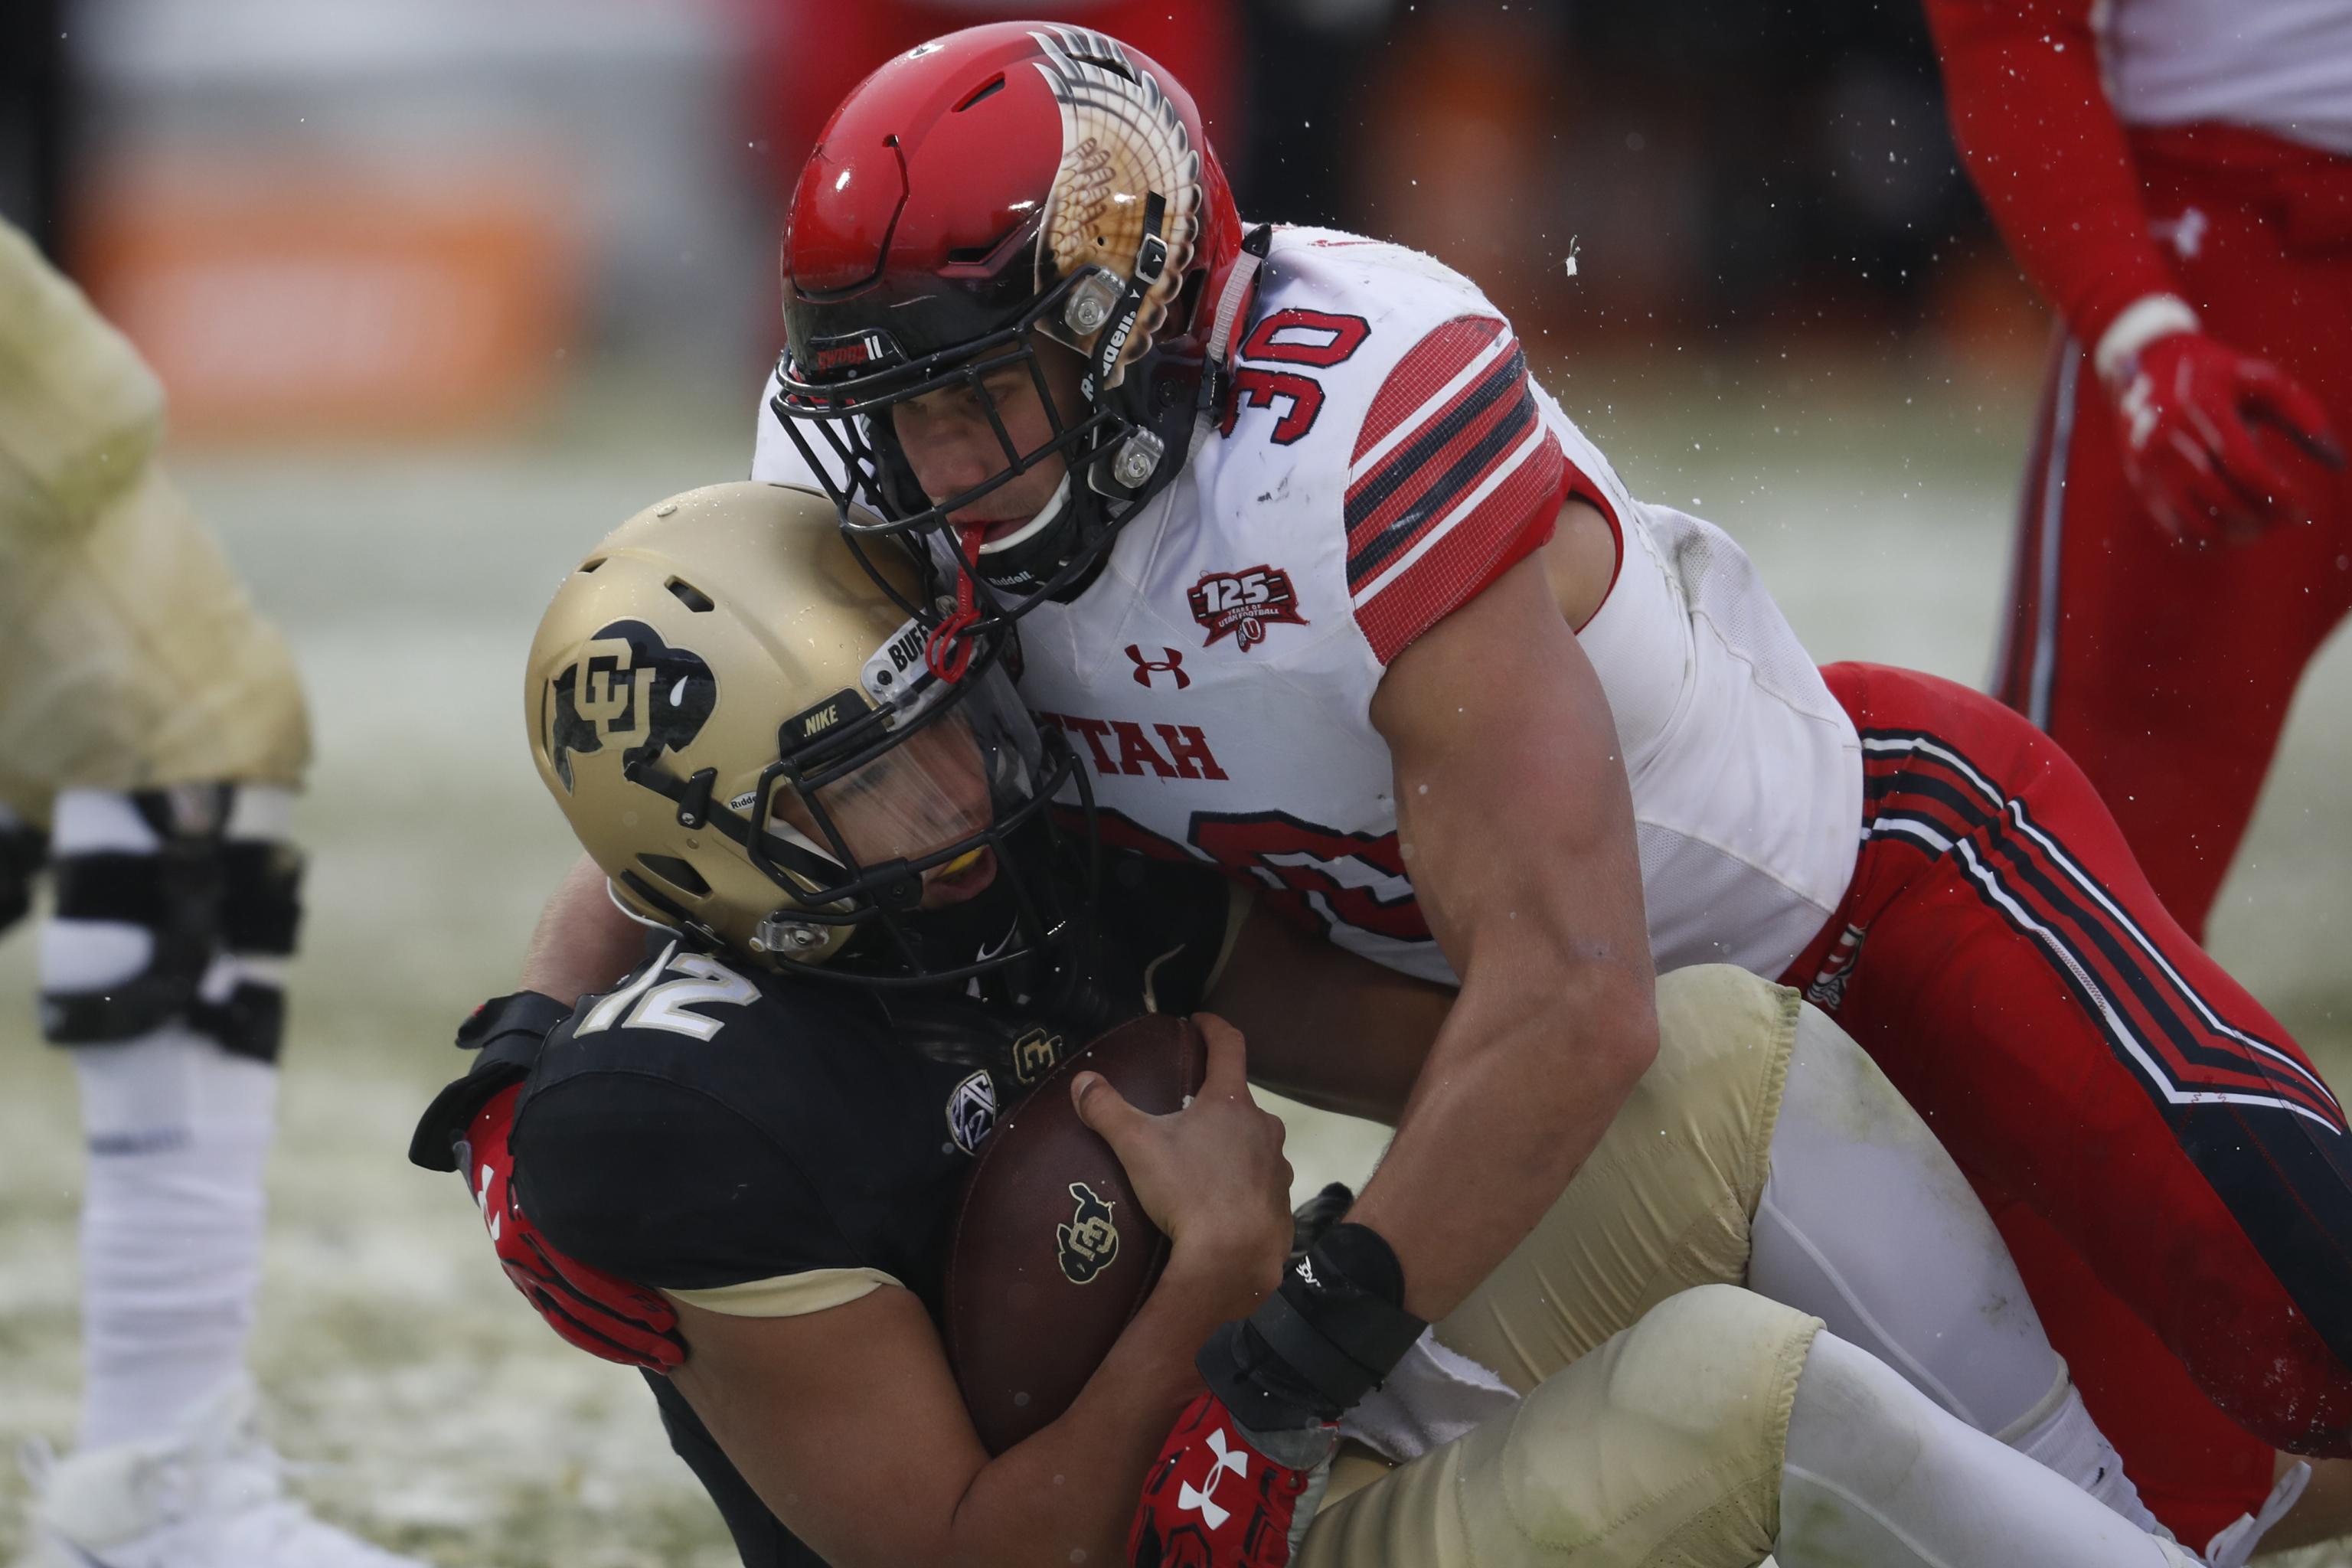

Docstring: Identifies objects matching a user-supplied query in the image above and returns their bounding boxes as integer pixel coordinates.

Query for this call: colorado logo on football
[1055,1182,1121,1283]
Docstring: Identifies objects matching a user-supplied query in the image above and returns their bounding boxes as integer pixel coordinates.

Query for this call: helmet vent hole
[666,577,715,612]
[639,854,710,897]
[947,223,1024,267]
[952,74,1006,112]
[579,557,606,574]
[1072,47,1133,82]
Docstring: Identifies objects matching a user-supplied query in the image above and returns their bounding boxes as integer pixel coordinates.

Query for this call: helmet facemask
[773,230,1204,645]
[621,629,1094,989]
[531,482,1102,991]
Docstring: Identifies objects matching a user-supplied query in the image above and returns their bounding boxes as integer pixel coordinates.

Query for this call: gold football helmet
[524,481,1079,982]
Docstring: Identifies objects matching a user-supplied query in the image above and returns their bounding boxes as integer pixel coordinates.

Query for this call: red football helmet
[773,22,1249,642]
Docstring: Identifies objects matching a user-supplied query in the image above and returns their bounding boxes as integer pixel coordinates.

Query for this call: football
[944,1011,1210,1454]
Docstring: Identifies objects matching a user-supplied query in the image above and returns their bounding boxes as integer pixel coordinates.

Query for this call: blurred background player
[0,217,428,1568]
[1926,0,2352,1540]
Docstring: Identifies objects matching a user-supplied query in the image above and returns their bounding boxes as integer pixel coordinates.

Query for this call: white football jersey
[2104,0,2352,157]
[753,227,1862,985]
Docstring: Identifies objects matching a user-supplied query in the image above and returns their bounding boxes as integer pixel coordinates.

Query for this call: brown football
[944,1012,1209,1454]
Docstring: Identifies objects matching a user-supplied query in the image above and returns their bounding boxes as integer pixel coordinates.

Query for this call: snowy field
[4,355,2351,1566]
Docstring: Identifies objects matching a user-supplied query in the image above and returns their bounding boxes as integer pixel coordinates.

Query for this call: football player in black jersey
[412,482,2236,1568]
[413,481,1294,1567]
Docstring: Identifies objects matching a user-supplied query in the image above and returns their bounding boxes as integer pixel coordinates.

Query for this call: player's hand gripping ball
[462,1083,686,1372]
[2106,329,2344,544]
[944,1013,1209,1454]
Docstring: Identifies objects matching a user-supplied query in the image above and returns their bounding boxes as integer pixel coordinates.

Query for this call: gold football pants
[0,217,308,821]
[1299,965,1816,1567]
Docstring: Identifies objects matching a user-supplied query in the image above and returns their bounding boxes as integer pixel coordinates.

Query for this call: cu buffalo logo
[547,619,717,790]
[1055,1181,1121,1284]
[1011,1028,1064,1086]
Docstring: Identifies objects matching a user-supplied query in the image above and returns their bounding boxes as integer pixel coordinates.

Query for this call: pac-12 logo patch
[1188,566,1307,652]
[1055,1182,1122,1283]
[946,1070,997,1155]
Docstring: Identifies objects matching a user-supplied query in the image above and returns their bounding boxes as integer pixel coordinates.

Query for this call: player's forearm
[1347,949,1657,1322]
[518,851,645,1002]
[1923,0,2177,345]
[1204,901,1451,1123]
[949,1247,1268,1563]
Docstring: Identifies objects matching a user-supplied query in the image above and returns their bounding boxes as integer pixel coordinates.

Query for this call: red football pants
[1991,124,2352,943]
[1786,663,2352,1542]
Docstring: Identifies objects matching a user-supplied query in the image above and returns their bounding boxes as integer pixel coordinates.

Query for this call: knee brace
[38,785,302,1062]
[0,808,44,935]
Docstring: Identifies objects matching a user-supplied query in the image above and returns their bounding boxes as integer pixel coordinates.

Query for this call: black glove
[1198,1220,1426,1431]
[409,990,573,1172]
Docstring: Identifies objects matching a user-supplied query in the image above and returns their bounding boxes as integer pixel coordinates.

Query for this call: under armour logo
[2151,206,2208,261]
[1178,1427,1251,1529]
[2120,373,2158,452]
[1126,644,1191,690]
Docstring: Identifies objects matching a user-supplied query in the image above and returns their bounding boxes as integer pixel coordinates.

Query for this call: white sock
[1780,1331,2190,1568]
[72,1026,277,1452]
[2004,1379,2165,1536]
[44,788,286,1453]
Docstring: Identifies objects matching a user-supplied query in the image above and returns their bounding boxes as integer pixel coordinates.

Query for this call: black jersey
[425,850,1232,1568]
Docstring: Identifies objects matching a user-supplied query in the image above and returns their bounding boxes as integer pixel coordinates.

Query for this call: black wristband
[407,991,572,1172]
[1197,1221,1426,1426]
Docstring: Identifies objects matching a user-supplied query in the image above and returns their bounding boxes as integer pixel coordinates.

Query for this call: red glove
[1128,1393,1331,1568]
[2105,328,2344,544]
[462,1084,686,1373]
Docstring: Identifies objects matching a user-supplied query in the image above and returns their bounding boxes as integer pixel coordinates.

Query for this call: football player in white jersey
[522,18,2352,1553]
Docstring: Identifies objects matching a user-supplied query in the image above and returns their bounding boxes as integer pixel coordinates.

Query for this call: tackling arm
[1350,537,1658,1322]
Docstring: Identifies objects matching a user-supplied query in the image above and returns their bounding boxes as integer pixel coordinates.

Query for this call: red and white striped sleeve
[1344,315,1572,665]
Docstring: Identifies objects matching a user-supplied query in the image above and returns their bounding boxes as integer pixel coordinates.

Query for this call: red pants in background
[1992,123,2352,943]
[1788,662,2352,1543]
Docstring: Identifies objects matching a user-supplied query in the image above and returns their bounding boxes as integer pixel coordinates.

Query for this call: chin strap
[925,520,991,682]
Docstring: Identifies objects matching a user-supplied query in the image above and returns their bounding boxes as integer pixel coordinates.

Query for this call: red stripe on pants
[1989,129,2352,942]
[1788,662,2352,1541]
